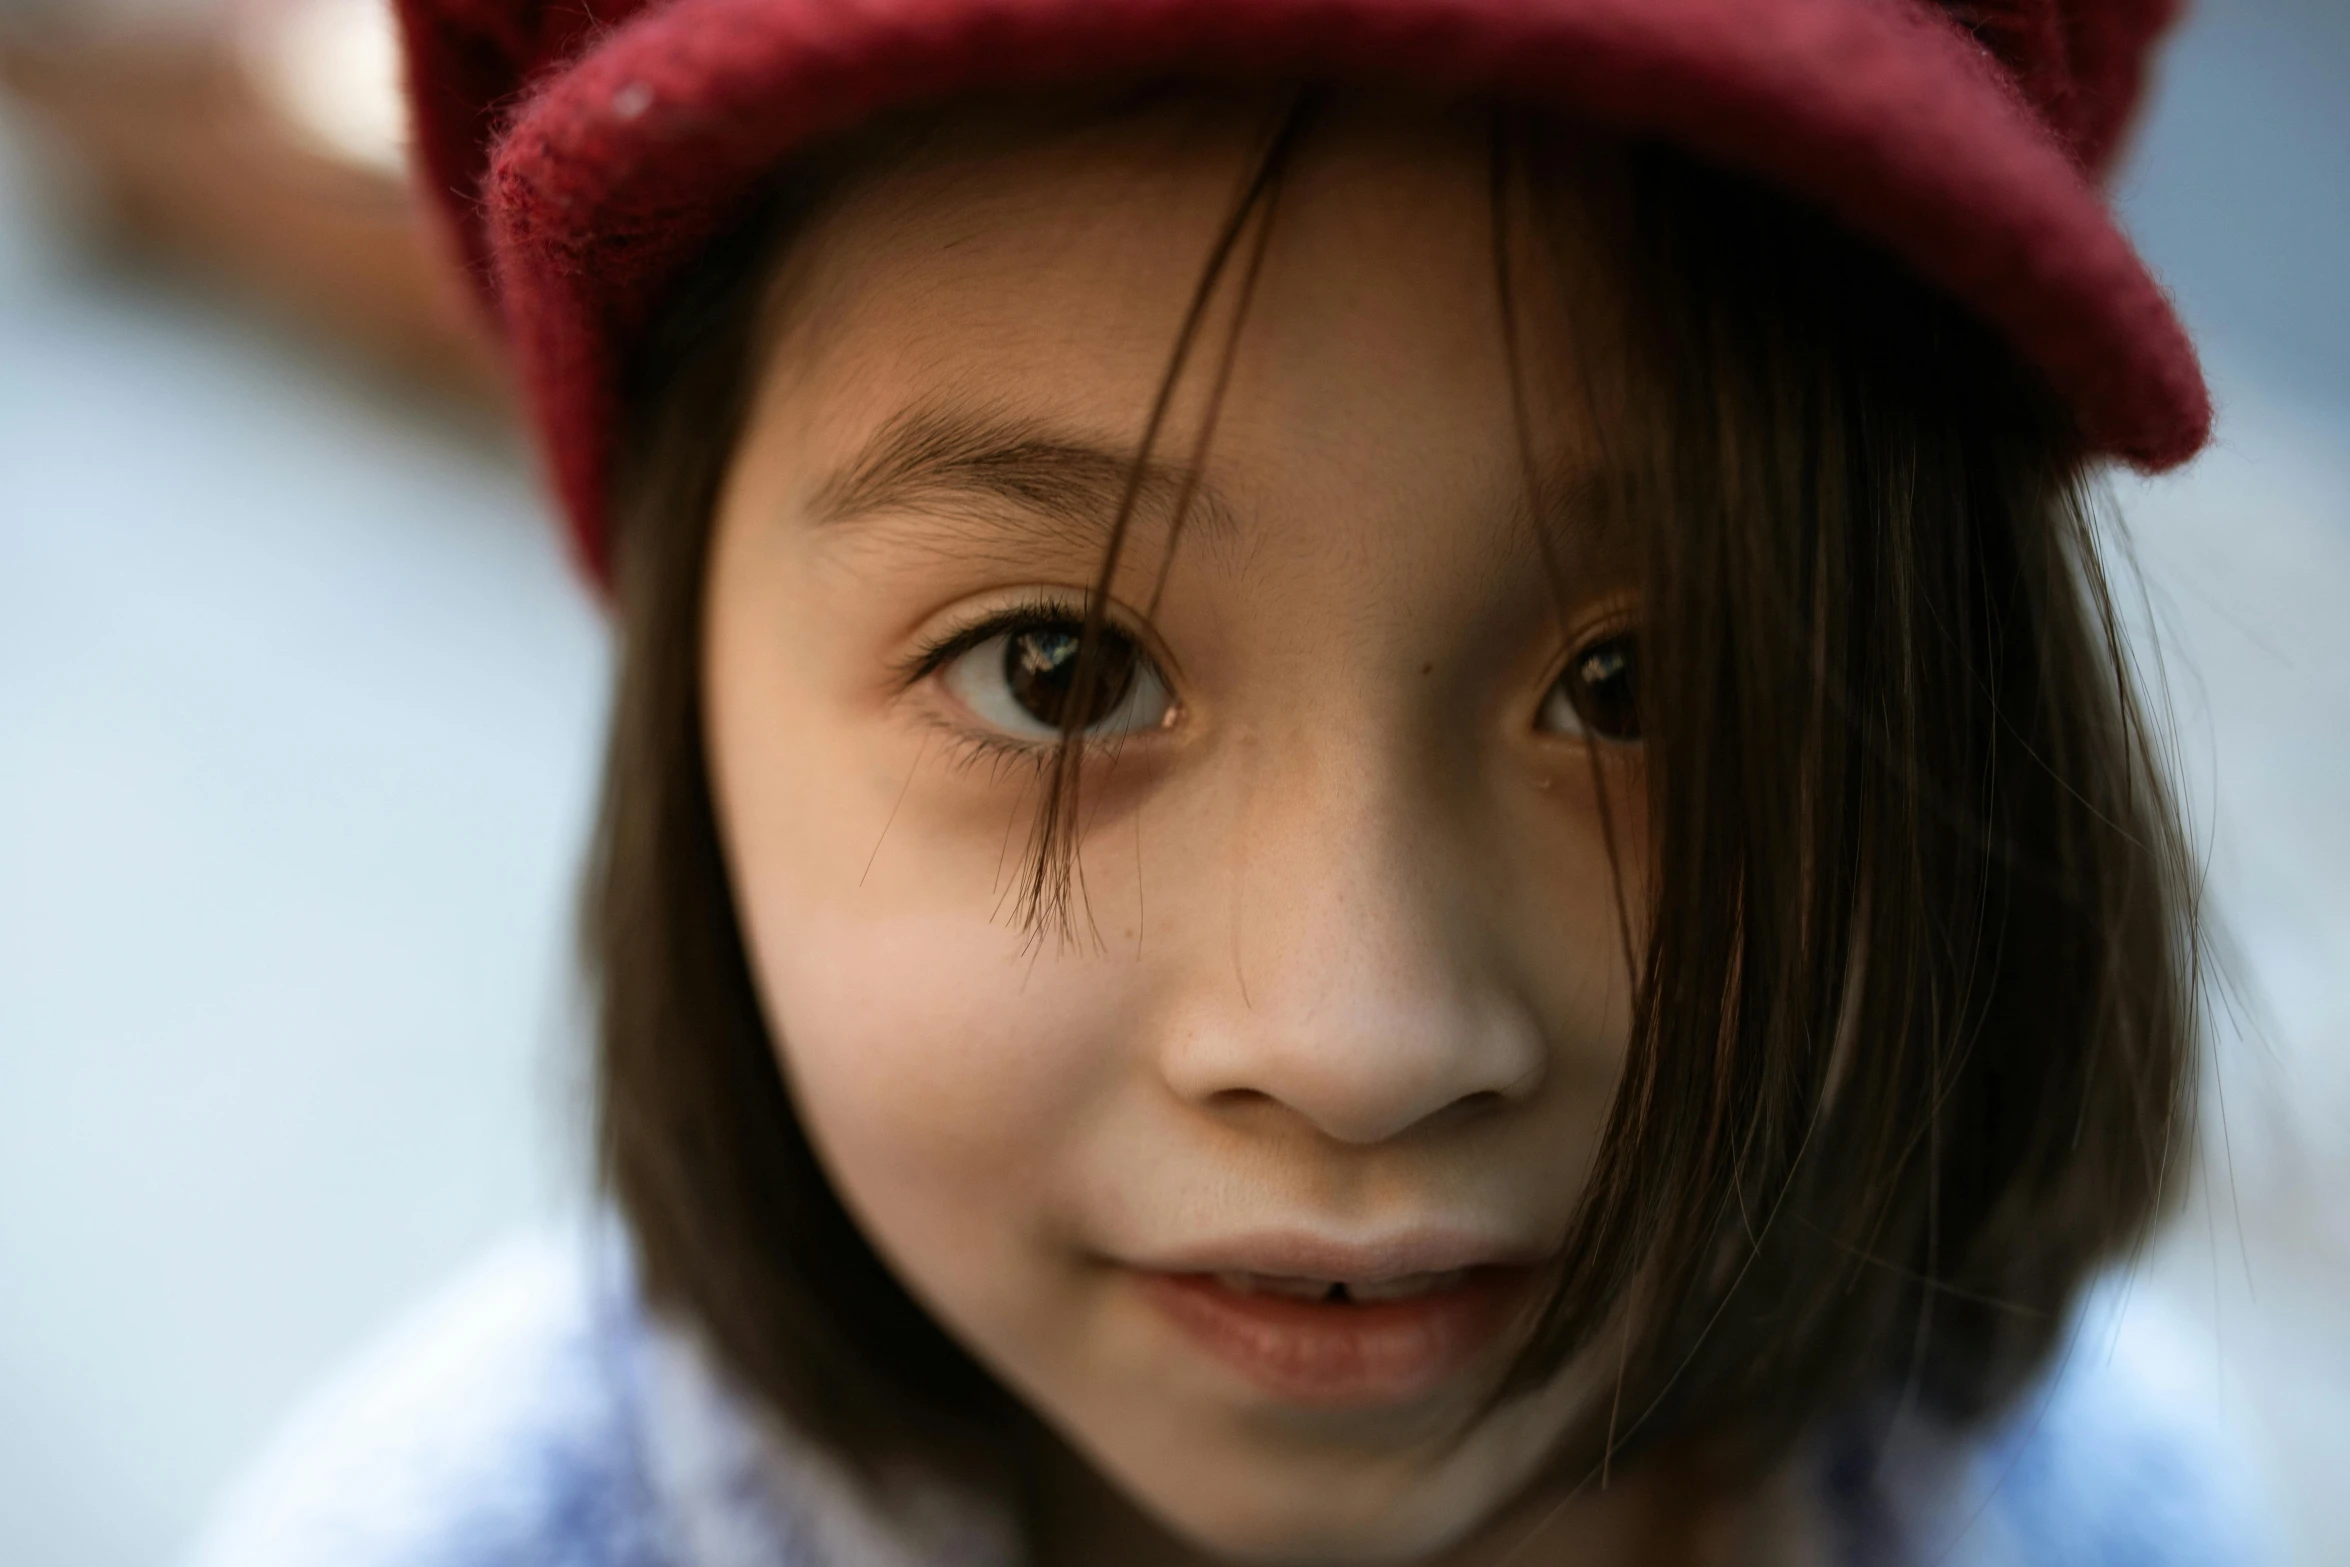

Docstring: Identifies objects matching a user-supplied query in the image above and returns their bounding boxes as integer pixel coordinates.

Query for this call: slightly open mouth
[1209,1269,1470,1304]
[1138,1266,1534,1407]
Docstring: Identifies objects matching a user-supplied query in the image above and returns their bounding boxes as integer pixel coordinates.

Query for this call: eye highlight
[929,606,1176,744]
[1539,632,1641,743]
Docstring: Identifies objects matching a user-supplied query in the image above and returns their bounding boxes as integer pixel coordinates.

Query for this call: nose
[1156,737,1551,1146]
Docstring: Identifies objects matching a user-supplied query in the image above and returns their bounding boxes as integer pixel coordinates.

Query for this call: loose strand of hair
[1012,90,1320,947]
[1478,113,1666,1473]
[1488,110,1645,988]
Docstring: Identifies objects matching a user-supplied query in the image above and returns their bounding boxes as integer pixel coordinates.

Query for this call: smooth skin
[702,98,1731,1565]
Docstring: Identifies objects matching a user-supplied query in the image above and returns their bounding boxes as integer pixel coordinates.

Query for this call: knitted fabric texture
[392,0,2208,583]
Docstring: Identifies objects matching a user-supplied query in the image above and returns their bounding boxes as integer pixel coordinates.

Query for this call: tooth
[1214,1271,1258,1295]
[1258,1274,1336,1300]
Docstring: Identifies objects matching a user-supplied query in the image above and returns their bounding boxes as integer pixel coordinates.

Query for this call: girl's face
[703,102,1653,1562]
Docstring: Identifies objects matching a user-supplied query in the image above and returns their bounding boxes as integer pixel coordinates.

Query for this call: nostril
[1194,1082,1517,1142]
[1164,998,1549,1144]
[1443,1088,1514,1124]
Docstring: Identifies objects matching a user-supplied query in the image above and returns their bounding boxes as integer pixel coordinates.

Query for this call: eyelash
[898,596,1641,769]
[926,724,1065,783]
[895,591,1096,689]
[897,592,1154,771]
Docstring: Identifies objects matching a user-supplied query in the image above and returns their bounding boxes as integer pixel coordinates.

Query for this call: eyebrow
[808,405,1243,566]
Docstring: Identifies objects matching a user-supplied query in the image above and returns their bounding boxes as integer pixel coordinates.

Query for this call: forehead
[747,97,1605,556]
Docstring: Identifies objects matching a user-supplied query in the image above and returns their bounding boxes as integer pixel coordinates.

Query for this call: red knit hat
[393,0,2207,582]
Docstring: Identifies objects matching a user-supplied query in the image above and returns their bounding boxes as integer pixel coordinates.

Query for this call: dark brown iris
[1004,624,1141,731]
[1562,635,1640,741]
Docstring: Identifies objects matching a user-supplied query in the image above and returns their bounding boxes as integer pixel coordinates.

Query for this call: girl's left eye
[938,617,1175,743]
[1539,632,1642,743]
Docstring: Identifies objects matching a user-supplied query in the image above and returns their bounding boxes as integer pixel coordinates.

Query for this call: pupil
[1569,636,1640,741]
[1005,623,1138,730]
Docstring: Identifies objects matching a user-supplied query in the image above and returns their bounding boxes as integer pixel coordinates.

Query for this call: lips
[1135,1261,1538,1408]
[1211,1268,1469,1303]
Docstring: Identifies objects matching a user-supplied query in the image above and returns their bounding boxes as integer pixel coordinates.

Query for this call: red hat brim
[398,0,2207,585]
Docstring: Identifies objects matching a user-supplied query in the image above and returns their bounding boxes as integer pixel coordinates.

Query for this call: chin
[1129,1460,1499,1567]
[1171,1509,1478,1567]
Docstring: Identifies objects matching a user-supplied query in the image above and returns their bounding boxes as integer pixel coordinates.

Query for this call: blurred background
[0,1,2342,1563]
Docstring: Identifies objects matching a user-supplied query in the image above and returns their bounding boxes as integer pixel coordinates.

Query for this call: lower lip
[1134,1268,1537,1407]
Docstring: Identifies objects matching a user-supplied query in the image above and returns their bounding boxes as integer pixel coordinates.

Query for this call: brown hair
[582,95,2198,1499]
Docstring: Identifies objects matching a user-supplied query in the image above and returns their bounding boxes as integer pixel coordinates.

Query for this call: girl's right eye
[938,617,1175,743]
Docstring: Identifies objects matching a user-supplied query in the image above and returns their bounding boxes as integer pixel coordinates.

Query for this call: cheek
[755,896,1114,1209]
[1497,752,1650,1052]
[698,507,1171,1372]
[706,700,1132,1343]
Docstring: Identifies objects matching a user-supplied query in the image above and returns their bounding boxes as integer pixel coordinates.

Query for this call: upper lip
[1127,1230,1553,1284]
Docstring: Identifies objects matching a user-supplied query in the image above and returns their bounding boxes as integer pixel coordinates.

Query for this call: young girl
[194,1,2269,1563]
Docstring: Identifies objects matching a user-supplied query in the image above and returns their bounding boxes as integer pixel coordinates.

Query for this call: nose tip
[1161,972,1550,1146]
[1156,729,1558,1147]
